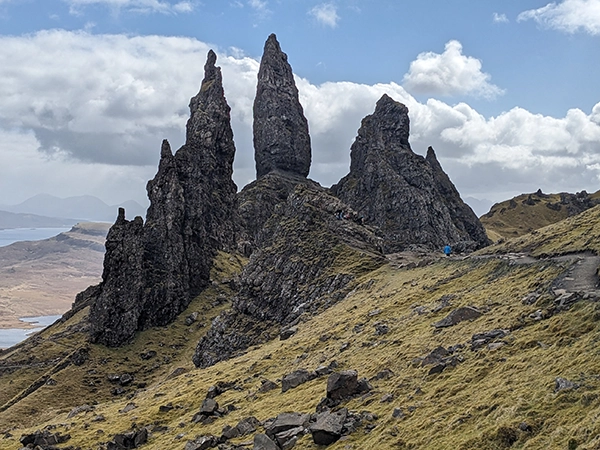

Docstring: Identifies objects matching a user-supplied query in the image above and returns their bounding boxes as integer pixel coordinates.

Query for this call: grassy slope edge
[2,213,600,448]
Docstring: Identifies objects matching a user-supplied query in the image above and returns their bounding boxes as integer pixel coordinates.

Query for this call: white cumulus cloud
[402,40,504,100]
[518,0,600,35]
[309,3,340,28]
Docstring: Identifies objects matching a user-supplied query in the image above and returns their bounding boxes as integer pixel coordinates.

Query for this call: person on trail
[444,244,452,257]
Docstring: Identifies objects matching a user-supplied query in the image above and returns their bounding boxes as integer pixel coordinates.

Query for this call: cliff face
[192,183,385,368]
[88,51,237,346]
[253,33,311,179]
[332,94,490,253]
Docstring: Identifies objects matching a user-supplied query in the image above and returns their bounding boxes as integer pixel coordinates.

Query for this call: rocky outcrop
[332,94,490,253]
[425,146,490,249]
[253,33,311,179]
[192,184,385,368]
[88,50,237,346]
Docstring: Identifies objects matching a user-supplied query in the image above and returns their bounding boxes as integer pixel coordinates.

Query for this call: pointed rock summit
[253,33,311,178]
[86,50,237,346]
[332,94,490,252]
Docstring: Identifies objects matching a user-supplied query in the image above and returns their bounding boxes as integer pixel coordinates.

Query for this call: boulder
[19,430,70,448]
[327,370,359,401]
[265,412,310,440]
[253,434,279,450]
[184,435,218,450]
[281,369,317,393]
[310,408,348,445]
[433,306,482,328]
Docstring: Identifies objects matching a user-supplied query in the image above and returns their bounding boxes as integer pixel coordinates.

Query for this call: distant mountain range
[0,194,146,228]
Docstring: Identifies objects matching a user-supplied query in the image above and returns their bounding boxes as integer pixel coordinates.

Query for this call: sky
[0,0,599,216]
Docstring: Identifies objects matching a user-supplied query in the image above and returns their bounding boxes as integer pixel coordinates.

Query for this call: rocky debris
[87,49,238,347]
[265,412,310,441]
[331,95,490,253]
[67,404,94,418]
[555,377,579,392]
[19,430,71,448]
[221,417,260,440]
[139,350,156,360]
[471,329,510,351]
[192,398,227,424]
[120,403,137,413]
[419,346,463,375]
[258,379,279,393]
[280,326,298,340]
[185,312,200,326]
[184,435,218,450]
[253,34,311,179]
[106,428,148,450]
[69,347,89,366]
[433,306,482,328]
[310,408,347,445]
[281,369,317,393]
[316,370,372,411]
[253,434,279,450]
[193,184,384,368]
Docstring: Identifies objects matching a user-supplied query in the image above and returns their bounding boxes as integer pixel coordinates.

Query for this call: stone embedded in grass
[20,430,71,448]
[433,306,482,328]
[310,408,348,445]
[555,377,579,392]
[107,427,148,449]
[281,369,317,392]
[470,329,510,351]
[184,434,218,450]
[253,433,279,450]
[265,412,310,441]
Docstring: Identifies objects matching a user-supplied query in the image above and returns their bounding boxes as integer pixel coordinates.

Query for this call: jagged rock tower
[253,33,311,178]
[332,94,490,252]
[237,34,317,250]
[86,50,237,346]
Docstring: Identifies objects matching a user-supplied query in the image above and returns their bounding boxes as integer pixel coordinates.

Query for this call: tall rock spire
[253,33,311,178]
[332,94,490,252]
[88,50,238,346]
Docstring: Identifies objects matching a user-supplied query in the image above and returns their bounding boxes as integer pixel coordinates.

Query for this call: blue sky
[0,0,599,216]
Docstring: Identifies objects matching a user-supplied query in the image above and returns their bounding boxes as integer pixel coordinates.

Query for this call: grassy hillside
[480,190,600,240]
[1,216,600,448]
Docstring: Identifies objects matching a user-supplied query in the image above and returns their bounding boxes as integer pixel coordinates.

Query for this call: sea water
[0,315,62,350]
[0,227,71,247]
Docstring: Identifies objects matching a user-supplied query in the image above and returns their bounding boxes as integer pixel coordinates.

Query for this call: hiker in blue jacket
[444,244,452,257]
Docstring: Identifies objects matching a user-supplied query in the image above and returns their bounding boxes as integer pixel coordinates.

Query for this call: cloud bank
[0,30,599,210]
[518,0,600,35]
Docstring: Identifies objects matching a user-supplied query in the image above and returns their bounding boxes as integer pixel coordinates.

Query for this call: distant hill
[1,194,146,222]
[0,210,78,230]
[0,222,108,328]
[463,196,493,217]
[480,189,600,240]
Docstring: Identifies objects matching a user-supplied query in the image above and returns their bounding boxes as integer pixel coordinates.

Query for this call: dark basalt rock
[253,33,311,179]
[88,50,237,347]
[193,184,385,368]
[332,94,490,253]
